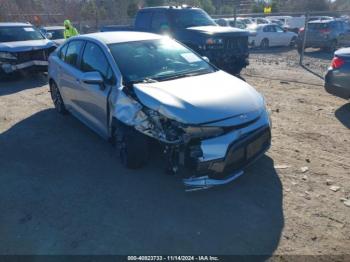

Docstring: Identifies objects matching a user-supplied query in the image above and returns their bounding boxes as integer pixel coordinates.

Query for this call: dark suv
[298,19,350,53]
[102,6,250,75]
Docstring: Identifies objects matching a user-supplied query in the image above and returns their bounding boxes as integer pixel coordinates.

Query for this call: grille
[16,47,56,63]
[224,37,248,51]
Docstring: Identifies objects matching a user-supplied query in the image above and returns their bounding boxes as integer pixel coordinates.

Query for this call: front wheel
[327,40,337,53]
[297,44,304,54]
[115,125,149,169]
[260,38,269,49]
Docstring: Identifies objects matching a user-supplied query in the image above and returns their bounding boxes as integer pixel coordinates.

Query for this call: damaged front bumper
[1,60,48,74]
[183,111,271,189]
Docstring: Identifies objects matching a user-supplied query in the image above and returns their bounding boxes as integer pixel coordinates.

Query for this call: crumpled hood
[186,25,250,36]
[0,39,55,52]
[133,71,264,125]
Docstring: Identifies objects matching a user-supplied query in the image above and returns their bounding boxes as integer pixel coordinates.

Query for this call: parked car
[48,32,272,189]
[298,19,350,53]
[325,48,350,100]
[101,6,250,75]
[268,16,306,33]
[251,17,271,25]
[40,26,65,45]
[214,18,247,29]
[308,16,333,22]
[0,22,56,77]
[248,24,298,48]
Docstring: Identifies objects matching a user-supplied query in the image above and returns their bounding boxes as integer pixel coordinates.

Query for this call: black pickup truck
[101,6,250,75]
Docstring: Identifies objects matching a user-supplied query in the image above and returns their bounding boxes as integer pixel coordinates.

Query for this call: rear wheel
[327,40,337,53]
[297,44,304,54]
[50,81,68,114]
[260,38,269,49]
[115,125,149,169]
[290,36,297,47]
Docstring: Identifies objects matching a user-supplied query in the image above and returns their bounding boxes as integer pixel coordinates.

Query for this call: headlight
[206,38,224,45]
[0,52,17,61]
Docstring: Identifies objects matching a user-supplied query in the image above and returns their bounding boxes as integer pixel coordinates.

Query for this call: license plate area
[225,129,271,170]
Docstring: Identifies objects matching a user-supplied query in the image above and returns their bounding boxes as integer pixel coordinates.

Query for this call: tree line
[0,0,349,24]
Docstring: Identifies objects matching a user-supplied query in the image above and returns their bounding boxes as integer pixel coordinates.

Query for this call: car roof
[309,19,333,24]
[0,22,33,27]
[77,31,163,45]
[42,26,65,30]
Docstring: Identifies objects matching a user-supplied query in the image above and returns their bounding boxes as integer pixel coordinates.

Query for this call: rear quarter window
[58,44,68,60]
[64,40,84,68]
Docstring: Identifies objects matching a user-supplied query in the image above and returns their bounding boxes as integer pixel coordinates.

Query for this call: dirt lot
[0,48,349,257]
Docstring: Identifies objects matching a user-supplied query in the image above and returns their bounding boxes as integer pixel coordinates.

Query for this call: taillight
[331,56,345,69]
[299,27,305,33]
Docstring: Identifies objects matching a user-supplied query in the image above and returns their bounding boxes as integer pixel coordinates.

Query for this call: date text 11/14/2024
[127,256,220,261]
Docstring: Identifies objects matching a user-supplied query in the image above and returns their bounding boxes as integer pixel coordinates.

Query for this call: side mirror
[82,71,104,86]
[202,56,210,63]
[46,32,53,39]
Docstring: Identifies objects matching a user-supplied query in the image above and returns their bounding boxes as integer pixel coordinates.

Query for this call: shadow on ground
[335,103,350,129]
[303,49,334,61]
[0,109,284,257]
[0,73,48,96]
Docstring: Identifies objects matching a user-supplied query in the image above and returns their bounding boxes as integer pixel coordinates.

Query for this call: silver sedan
[48,32,272,189]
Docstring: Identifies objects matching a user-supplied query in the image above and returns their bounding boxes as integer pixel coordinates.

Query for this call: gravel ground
[0,47,349,257]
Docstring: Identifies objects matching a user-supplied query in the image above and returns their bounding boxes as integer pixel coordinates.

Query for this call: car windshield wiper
[126,78,158,86]
[155,69,213,82]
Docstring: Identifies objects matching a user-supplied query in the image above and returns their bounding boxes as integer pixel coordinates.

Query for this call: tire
[297,44,304,54]
[50,80,68,114]
[260,38,269,49]
[290,37,297,47]
[115,125,149,169]
[327,40,337,53]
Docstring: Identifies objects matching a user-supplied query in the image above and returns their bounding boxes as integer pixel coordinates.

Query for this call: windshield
[169,9,217,28]
[47,29,64,40]
[109,38,215,84]
[0,26,45,42]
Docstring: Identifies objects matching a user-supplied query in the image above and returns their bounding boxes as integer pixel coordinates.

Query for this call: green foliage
[127,1,139,18]
[199,0,216,14]
[81,0,107,20]
[145,0,165,7]
[219,5,234,15]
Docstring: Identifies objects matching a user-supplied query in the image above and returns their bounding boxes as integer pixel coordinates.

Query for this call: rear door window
[64,40,84,68]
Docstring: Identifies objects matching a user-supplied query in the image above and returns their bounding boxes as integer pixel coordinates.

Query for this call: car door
[58,40,85,110]
[76,42,116,138]
[264,25,277,46]
[275,25,289,46]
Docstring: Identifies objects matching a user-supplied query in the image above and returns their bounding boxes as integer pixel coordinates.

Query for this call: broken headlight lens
[0,52,17,61]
